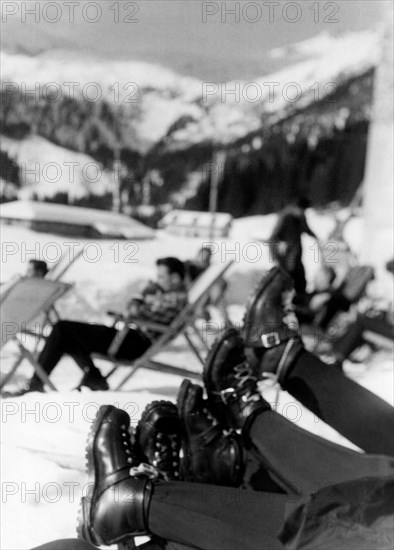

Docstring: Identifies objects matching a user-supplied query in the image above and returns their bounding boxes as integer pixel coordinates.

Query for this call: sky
[1,0,389,79]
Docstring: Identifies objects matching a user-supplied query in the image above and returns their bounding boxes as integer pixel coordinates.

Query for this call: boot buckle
[129,463,159,479]
[261,332,280,348]
[219,387,237,404]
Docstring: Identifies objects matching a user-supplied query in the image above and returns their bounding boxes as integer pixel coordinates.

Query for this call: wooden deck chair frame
[0,278,72,392]
[48,245,103,323]
[93,260,234,390]
[197,275,233,329]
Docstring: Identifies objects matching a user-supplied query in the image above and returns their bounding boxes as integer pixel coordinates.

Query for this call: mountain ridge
[0,30,380,214]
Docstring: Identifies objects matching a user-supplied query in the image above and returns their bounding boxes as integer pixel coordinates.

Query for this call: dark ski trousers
[32,320,151,381]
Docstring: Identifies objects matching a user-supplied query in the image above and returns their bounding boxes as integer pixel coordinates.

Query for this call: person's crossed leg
[242,266,394,457]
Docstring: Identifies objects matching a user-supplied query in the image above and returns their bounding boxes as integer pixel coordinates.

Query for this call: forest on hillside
[0,68,374,220]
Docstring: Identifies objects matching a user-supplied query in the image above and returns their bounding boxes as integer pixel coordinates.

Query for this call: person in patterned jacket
[18,257,187,394]
[130,257,188,326]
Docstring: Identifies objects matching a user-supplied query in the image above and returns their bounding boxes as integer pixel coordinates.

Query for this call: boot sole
[176,379,195,480]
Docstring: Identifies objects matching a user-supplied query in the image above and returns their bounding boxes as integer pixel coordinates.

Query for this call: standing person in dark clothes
[269,197,319,295]
[18,257,187,394]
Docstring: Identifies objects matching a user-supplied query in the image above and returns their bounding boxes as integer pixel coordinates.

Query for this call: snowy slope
[1,50,201,96]
[1,135,114,199]
[1,50,202,153]
[169,30,380,147]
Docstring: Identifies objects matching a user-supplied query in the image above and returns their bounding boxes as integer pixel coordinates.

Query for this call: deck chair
[6,246,84,350]
[93,260,234,390]
[0,277,72,392]
[363,329,394,352]
[340,265,375,303]
[32,245,85,334]
[26,245,86,349]
[198,273,233,328]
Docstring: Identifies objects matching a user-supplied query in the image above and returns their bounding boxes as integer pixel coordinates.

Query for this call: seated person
[26,259,49,279]
[19,257,187,394]
[184,245,212,283]
[1,259,49,289]
[332,258,394,361]
[332,307,394,362]
[295,265,351,330]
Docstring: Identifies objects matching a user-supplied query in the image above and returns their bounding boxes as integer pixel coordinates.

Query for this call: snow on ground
[1,211,393,548]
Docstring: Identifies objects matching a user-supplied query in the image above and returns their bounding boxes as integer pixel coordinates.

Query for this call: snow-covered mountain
[1,31,380,150]
[0,30,381,207]
[1,49,202,153]
[168,30,380,148]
